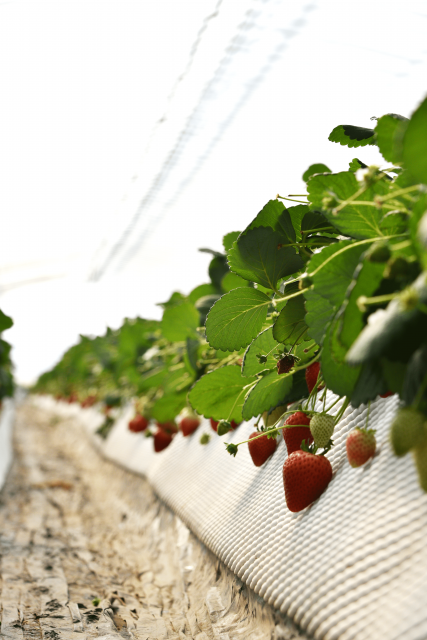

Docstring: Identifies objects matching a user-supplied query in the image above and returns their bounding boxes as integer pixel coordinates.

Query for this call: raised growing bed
[33,392,427,640]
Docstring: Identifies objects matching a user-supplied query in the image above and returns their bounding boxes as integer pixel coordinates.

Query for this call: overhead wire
[88,0,225,281]
[90,1,317,280]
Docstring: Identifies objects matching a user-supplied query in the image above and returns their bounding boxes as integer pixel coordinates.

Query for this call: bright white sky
[1,0,427,384]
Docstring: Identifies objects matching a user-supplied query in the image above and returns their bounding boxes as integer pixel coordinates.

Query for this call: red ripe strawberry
[156,420,178,434]
[154,428,173,452]
[210,418,240,432]
[380,391,394,398]
[305,362,322,393]
[248,431,277,466]
[128,414,149,433]
[283,450,333,512]
[346,428,376,467]
[277,355,295,375]
[180,416,200,437]
[283,411,313,455]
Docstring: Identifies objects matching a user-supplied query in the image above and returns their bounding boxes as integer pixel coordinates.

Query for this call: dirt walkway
[0,400,306,640]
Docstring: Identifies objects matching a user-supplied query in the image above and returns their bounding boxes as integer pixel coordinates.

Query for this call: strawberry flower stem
[365,400,371,430]
[308,235,406,278]
[325,396,342,414]
[334,398,351,424]
[276,194,308,204]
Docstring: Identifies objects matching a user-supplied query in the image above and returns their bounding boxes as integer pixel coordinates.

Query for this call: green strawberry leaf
[294,339,318,364]
[322,318,361,398]
[223,231,241,252]
[308,171,389,239]
[138,366,168,392]
[242,327,282,377]
[304,241,367,346]
[161,301,200,342]
[221,272,250,292]
[402,344,427,411]
[186,338,200,373]
[162,366,195,394]
[286,205,310,242]
[157,291,186,309]
[188,283,217,304]
[375,113,408,164]
[409,193,427,269]
[281,368,309,405]
[242,369,293,420]
[349,158,368,172]
[381,358,406,395]
[273,286,307,345]
[301,210,331,234]
[402,96,427,185]
[339,259,385,349]
[228,226,304,290]
[244,200,294,239]
[307,241,367,307]
[205,287,271,351]
[328,124,375,148]
[351,361,389,408]
[151,391,188,423]
[188,365,256,422]
[209,255,229,290]
[304,288,334,346]
[302,164,331,182]
[195,294,222,326]
[379,211,408,236]
[0,309,13,332]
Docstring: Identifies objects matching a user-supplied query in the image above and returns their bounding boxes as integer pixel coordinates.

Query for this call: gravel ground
[0,400,308,640]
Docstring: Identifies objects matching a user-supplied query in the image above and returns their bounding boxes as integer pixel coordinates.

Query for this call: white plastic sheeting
[33,393,427,640]
[0,398,14,490]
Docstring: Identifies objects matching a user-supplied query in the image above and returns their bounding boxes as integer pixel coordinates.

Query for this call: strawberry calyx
[226,443,239,456]
[301,437,333,456]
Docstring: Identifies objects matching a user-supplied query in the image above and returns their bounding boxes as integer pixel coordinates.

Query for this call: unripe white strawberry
[390,407,425,456]
[310,413,335,448]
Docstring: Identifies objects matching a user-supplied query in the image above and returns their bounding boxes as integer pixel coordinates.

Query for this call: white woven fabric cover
[34,393,427,640]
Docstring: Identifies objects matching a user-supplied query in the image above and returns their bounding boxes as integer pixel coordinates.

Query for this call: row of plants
[35,95,427,513]
[0,307,14,409]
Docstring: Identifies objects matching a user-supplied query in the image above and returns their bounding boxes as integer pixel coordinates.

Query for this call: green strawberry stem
[276,194,308,204]
[357,292,398,310]
[333,398,351,424]
[365,400,371,430]
[308,235,406,278]
[377,183,422,202]
[304,372,324,411]
[325,396,342,414]
[225,415,322,452]
[289,327,309,350]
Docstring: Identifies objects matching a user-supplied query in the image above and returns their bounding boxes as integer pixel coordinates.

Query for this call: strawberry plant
[34,95,427,507]
[0,308,14,406]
